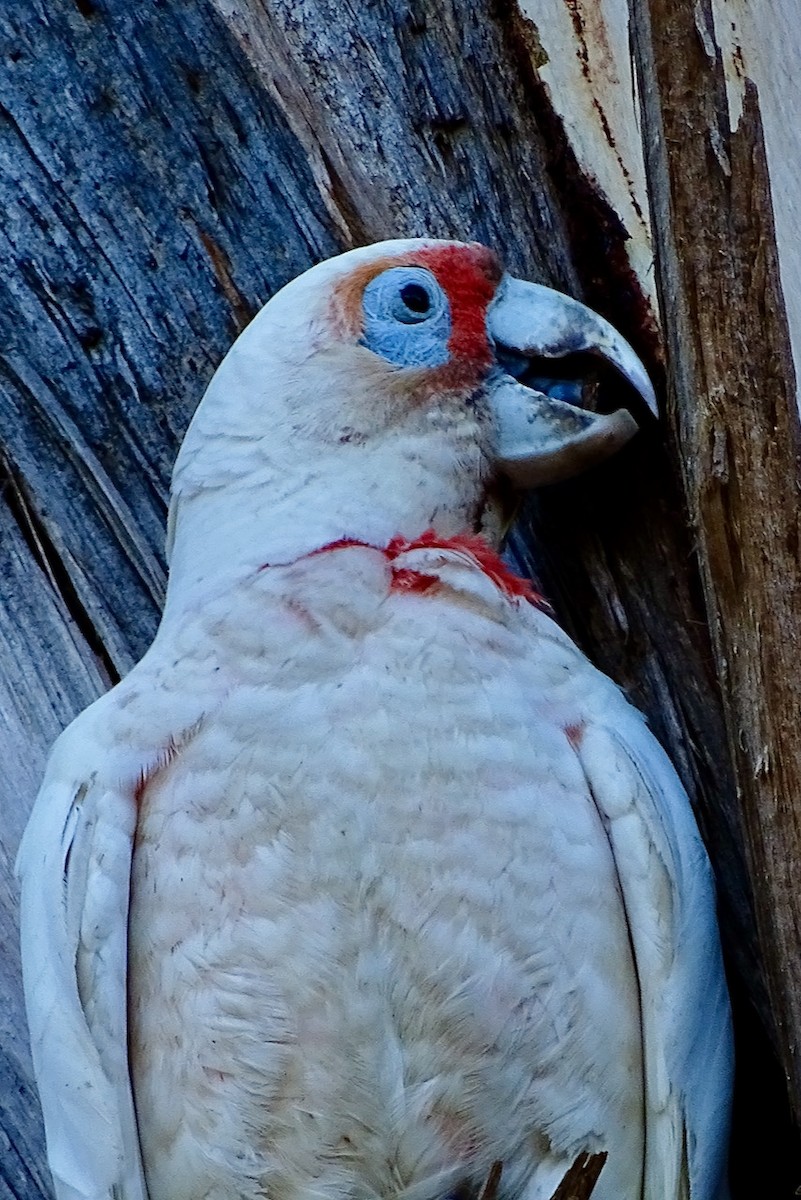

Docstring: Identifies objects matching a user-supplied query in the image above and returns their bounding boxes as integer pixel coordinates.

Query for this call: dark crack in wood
[548,1152,607,1200]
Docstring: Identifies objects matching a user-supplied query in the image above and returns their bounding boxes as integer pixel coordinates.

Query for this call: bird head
[166,239,655,602]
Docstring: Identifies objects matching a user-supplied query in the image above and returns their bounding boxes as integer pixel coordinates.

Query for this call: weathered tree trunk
[1,1,799,1194]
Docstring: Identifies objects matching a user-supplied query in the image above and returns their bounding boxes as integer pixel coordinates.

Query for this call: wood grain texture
[631,0,801,1124]
[1,0,797,1193]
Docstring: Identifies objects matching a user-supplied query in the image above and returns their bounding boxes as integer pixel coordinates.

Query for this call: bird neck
[161,426,495,621]
[161,487,540,628]
[262,530,541,604]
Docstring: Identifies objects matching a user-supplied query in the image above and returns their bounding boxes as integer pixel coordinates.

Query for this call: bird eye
[399,281,432,318]
[360,266,450,367]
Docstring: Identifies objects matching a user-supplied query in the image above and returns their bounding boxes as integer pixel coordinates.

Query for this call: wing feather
[574,703,732,1200]
[17,737,148,1200]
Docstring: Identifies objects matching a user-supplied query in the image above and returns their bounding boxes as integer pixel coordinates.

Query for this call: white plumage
[18,239,732,1200]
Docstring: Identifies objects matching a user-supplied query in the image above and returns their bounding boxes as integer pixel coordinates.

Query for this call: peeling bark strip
[630,0,801,1117]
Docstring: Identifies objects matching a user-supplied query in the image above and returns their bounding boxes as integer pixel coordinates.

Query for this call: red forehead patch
[411,243,501,369]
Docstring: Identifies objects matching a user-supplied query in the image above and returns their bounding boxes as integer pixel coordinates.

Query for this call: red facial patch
[410,243,501,370]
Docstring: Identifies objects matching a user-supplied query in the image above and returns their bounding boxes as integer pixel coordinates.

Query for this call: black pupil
[400,282,431,314]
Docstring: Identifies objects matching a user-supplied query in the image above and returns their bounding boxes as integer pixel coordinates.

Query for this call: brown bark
[631,0,801,1116]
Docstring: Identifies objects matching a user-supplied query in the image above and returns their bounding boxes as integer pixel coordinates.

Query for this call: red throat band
[294,530,545,607]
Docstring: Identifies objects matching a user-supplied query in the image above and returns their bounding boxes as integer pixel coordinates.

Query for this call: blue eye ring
[360,267,451,368]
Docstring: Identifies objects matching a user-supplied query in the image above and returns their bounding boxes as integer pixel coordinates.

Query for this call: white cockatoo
[18,239,732,1200]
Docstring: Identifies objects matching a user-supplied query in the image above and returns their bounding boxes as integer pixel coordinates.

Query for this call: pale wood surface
[1,1,799,1194]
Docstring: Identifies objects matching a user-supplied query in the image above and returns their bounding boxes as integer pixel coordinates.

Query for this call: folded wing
[574,703,733,1200]
[16,733,147,1200]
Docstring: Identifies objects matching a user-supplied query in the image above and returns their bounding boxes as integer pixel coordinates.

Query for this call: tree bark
[1,0,799,1194]
[633,0,801,1099]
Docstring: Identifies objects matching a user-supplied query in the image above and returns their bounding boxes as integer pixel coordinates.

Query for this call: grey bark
[0,0,798,1194]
